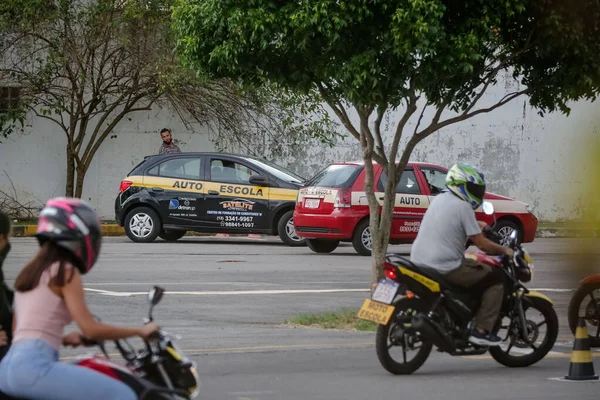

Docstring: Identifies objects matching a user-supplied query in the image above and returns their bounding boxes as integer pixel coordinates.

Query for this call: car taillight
[384,262,397,280]
[120,180,133,192]
[334,188,351,208]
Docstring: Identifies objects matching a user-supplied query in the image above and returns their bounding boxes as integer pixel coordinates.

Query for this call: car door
[203,156,271,231]
[143,155,205,227]
[375,167,431,239]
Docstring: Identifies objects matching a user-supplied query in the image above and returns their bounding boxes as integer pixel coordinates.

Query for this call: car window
[210,159,257,185]
[147,157,201,180]
[305,164,363,188]
[243,157,305,184]
[377,170,421,194]
[420,166,448,195]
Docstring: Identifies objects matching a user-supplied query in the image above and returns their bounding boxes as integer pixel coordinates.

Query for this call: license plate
[304,198,320,208]
[372,279,399,305]
[357,299,395,325]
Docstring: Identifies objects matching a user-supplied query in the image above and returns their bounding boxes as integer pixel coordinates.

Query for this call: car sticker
[130,175,297,201]
[297,187,339,203]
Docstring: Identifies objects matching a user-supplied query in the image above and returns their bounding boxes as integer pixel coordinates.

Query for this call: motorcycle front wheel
[489,297,558,368]
[375,297,433,375]
[568,282,600,347]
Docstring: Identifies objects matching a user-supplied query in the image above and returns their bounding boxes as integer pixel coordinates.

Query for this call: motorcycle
[568,274,600,347]
[357,201,559,374]
[1,286,200,399]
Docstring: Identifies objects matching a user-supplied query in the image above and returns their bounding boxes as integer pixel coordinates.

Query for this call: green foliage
[0,0,336,185]
[284,308,377,331]
[0,108,27,143]
[173,0,600,115]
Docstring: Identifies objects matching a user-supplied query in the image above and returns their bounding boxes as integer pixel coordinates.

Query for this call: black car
[115,152,306,245]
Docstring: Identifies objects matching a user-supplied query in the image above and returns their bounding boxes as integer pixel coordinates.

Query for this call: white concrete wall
[0,107,216,219]
[1,75,598,221]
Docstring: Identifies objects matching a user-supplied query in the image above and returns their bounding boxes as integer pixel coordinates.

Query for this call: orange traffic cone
[565,317,598,381]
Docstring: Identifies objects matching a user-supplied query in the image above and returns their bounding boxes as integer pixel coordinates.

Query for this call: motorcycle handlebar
[79,335,99,347]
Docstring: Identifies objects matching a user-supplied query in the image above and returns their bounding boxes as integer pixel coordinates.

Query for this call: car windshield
[243,157,305,184]
[305,164,363,188]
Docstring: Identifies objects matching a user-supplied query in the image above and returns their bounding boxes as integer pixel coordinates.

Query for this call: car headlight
[525,204,534,213]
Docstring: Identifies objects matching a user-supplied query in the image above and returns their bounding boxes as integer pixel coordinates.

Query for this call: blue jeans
[0,339,137,400]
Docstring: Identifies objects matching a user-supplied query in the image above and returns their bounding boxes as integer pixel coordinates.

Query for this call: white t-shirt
[410,191,481,273]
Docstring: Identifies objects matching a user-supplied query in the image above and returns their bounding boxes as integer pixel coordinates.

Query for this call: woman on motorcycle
[0,197,160,400]
[0,211,13,359]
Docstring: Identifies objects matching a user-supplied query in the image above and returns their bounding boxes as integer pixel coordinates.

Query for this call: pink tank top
[12,262,73,351]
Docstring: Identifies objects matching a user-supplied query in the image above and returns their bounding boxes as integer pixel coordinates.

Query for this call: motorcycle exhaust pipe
[411,313,455,353]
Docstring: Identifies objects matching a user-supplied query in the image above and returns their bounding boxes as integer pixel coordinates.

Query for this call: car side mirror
[249,175,270,186]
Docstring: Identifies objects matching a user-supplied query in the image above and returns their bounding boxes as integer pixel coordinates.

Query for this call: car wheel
[352,219,372,256]
[494,219,522,246]
[124,207,161,243]
[159,230,186,242]
[306,239,340,253]
[278,210,306,246]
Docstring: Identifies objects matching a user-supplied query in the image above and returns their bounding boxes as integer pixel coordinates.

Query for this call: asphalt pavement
[4,237,600,399]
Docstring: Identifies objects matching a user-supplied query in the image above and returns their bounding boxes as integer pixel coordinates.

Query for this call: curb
[536,227,600,238]
[11,224,267,239]
[11,224,596,239]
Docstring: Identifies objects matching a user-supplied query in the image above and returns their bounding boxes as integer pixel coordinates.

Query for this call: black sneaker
[468,329,502,346]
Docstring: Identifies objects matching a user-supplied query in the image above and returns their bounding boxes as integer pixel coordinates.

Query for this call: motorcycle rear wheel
[375,297,433,375]
[568,282,600,347]
[489,297,558,368]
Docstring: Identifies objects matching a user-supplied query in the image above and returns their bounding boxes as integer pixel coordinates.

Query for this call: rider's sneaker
[468,329,501,346]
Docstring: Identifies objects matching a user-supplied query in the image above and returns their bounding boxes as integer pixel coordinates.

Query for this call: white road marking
[227,391,275,396]
[547,377,600,383]
[84,288,370,296]
[84,286,574,297]
[83,282,279,286]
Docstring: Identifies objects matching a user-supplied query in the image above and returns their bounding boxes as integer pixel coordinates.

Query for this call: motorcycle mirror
[149,286,165,306]
[482,201,494,215]
[147,286,165,322]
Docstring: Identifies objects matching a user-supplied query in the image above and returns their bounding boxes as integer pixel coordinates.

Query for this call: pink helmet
[36,197,102,274]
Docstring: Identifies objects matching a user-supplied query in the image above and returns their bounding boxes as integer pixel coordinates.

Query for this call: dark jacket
[0,246,14,359]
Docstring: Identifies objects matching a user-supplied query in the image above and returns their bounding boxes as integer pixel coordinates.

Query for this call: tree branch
[81,92,150,169]
[417,89,531,140]
[373,105,388,163]
[389,93,418,165]
[316,81,361,140]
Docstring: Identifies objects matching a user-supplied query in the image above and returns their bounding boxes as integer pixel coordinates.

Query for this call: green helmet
[445,163,486,210]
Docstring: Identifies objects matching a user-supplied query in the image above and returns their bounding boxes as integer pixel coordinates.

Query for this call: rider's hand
[139,322,160,340]
[504,248,514,257]
[63,331,83,347]
[0,329,8,346]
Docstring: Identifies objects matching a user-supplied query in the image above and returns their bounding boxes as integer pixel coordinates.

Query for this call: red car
[293,161,538,255]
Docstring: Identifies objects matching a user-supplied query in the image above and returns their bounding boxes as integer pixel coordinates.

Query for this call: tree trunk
[65,145,75,197]
[368,162,399,291]
[357,113,388,292]
[74,166,86,199]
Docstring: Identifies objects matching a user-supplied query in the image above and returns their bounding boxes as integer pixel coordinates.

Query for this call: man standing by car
[158,128,182,155]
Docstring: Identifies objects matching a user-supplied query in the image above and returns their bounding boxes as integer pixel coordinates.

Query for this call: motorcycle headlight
[516,248,533,283]
[523,248,532,264]
[189,363,201,398]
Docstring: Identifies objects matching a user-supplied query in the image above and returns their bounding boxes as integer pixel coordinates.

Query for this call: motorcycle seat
[387,254,467,293]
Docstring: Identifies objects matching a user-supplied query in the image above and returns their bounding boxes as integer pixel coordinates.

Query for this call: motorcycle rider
[0,197,160,400]
[410,163,514,346]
